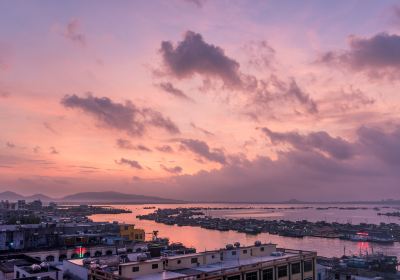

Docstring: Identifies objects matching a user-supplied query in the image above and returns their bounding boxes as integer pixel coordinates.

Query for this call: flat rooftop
[135,252,303,280]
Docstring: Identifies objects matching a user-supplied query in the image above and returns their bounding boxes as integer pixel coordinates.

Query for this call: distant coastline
[0,190,399,205]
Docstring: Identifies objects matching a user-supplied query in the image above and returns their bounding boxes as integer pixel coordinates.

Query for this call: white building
[85,242,317,280]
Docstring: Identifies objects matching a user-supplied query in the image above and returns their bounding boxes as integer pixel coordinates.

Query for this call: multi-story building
[120,225,145,242]
[0,222,144,251]
[87,242,316,280]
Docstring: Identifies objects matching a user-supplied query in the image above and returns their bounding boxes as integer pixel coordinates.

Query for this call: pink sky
[0,0,400,201]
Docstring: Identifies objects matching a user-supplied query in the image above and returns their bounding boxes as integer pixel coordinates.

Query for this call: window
[277,265,287,278]
[232,251,237,256]
[243,250,247,254]
[16,271,20,279]
[245,271,257,280]
[191,258,198,264]
[260,247,264,252]
[262,268,273,280]
[132,267,139,272]
[177,260,181,264]
[211,255,215,259]
[152,264,158,269]
[291,262,301,274]
[227,275,241,280]
[304,260,313,272]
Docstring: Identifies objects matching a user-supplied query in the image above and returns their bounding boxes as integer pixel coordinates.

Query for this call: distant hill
[60,191,182,204]
[0,190,182,204]
[25,194,53,201]
[0,191,25,201]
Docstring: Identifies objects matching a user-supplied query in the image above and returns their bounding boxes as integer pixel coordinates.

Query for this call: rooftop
[134,251,303,280]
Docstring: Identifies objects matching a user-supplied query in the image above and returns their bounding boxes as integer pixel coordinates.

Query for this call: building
[14,263,62,280]
[0,254,41,280]
[87,242,316,280]
[120,225,145,242]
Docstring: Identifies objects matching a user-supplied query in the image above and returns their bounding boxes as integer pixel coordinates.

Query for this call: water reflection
[89,204,400,259]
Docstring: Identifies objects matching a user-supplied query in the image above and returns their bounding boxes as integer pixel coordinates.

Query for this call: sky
[1,0,400,202]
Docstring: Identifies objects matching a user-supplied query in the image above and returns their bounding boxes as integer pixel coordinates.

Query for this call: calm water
[89,203,400,259]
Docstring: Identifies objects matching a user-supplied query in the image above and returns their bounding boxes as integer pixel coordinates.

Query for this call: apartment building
[89,242,316,280]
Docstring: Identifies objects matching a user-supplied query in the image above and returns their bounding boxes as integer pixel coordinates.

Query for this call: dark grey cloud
[160,164,183,174]
[62,19,86,47]
[357,126,400,165]
[116,138,135,150]
[180,139,226,164]
[156,145,174,153]
[115,158,143,169]
[261,127,355,160]
[157,82,193,101]
[134,145,152,152]
[318,32,400,79]
[61,93,180,136]
[115,139,151,152]
[160,31,242,87]
[286,80,318,114]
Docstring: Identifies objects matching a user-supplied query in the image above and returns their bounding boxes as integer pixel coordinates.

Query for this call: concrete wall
[120,259,164,278]
[63,260,89,280]
[14,266,62,280]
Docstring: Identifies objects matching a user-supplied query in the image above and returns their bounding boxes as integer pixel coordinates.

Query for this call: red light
[75,246,87,258]
[356,232,369,236]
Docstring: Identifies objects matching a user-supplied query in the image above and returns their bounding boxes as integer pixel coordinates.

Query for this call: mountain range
[0,191,182,204]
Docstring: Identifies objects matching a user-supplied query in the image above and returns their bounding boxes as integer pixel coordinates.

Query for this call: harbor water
[89,203,400,259]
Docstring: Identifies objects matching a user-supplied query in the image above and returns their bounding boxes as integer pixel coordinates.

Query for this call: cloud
[318,32,400,79]
[160,31,242,87]
[43,122,58,134]
[6,142,15,148]
[261,127,355,160]
[183,0,207,8]
[156,145,174,153]
[50,147,59,154]
[160,164,183,174]
[158,32,318,117]
[249,75,318,116]
[115,139,151,152]
[0,91,10,98]
[190,122,214,136]
[242,40,276,70]
[115,158,143,169]
[180,139,226,164]
[157,82,193,101]
[62,19,86,47]
[61,93,180,136]
[357,126,400,165]
[134,144,152,152]
[130,126,400,202]
[116,138,135,150]
[319,86,375,114]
